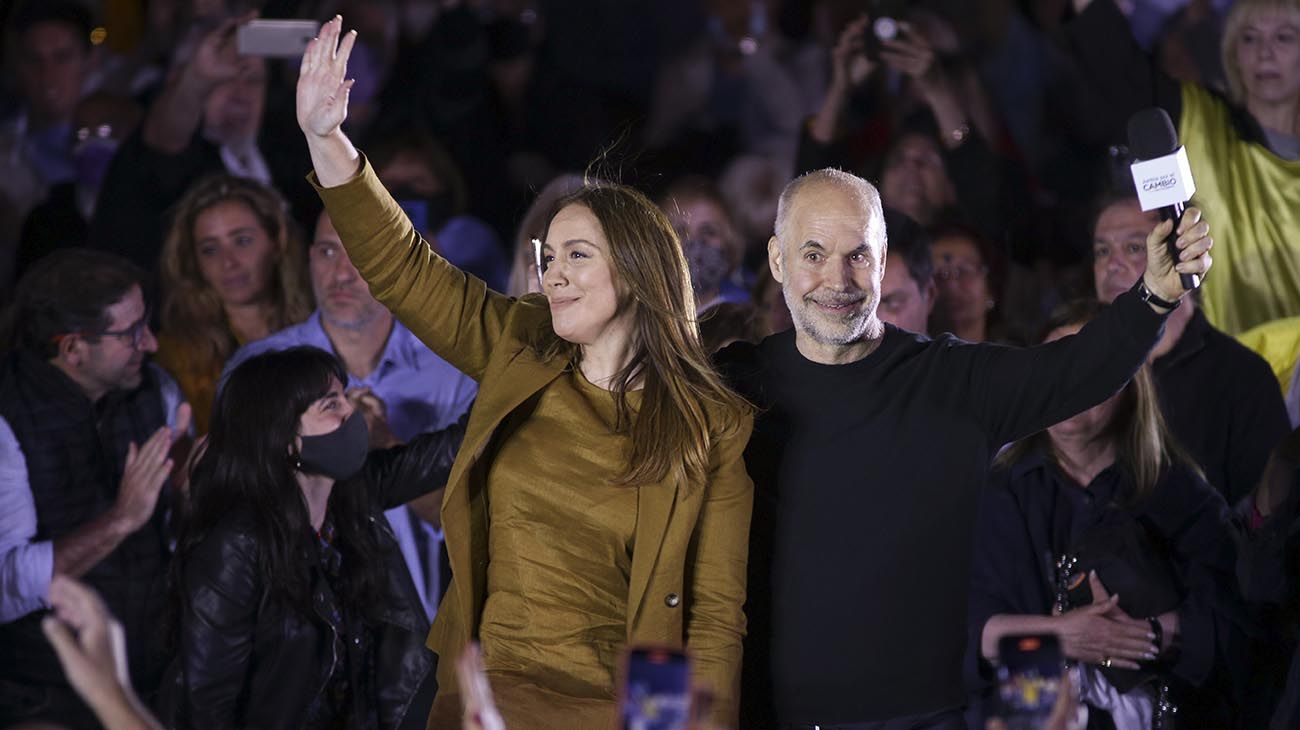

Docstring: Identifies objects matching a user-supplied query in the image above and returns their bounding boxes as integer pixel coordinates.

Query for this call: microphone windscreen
[1127,108,1179,160]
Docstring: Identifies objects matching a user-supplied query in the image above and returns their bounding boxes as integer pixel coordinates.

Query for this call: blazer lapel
[626,475,680,635]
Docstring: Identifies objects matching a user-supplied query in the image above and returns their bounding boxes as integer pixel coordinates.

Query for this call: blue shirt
[225,312,477,619]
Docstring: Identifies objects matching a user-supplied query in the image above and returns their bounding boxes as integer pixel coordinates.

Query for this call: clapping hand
[42,576,163,730]
[346,387,401,450]
[296,16,358,140]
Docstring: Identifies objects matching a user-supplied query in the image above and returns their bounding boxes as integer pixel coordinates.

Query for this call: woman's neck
[953,315,988,343]
[296,472,334,532]
[1249,95,1300,138]
[1050,433,1116,488]
[577,318,638,391]
[225,300,272,343]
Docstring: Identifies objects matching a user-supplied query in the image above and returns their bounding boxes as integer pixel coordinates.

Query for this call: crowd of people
[0,0,1298,729]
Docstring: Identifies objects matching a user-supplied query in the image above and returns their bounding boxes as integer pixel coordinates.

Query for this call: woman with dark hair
[165,346,462,729]
[298,20,754,728]
[967,300,1248,728]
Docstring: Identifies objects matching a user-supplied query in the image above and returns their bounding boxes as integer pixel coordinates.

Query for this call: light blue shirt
[0,364,186,623]
[225,312,477,619]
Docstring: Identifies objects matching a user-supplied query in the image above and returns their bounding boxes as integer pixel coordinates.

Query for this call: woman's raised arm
[296,16,362,187]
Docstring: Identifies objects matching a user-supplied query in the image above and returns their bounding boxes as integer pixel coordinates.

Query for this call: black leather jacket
[161,425,463,730]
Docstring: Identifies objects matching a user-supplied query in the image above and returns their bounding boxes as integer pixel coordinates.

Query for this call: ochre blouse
[472,370,641,728]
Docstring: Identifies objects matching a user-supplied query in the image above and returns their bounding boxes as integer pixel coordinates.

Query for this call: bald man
[715,168,1215,729]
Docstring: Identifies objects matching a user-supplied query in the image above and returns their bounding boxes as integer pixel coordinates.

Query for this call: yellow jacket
[312,158,754,725]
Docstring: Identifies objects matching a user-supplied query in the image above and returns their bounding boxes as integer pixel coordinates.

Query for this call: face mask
[682,238,731,296]
[395,192,455,234]
[296,411,370,481]
[74,137,119,191]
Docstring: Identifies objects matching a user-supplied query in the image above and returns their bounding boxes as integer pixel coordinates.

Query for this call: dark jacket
[0,352,172,730]
[1237,428,1300,729]
[967,450,1250,728]
[1153,309,1291,505]
[164,426,463,730]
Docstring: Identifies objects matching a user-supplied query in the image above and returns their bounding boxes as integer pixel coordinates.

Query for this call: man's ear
[53,334,83,369]
[923,280,938,316]
[767,235,785,284]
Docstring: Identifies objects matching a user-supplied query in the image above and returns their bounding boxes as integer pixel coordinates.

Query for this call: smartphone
[862,0,910,60]
[619,646,691,730]
[236,19,320,58]
[996,634,1064,730]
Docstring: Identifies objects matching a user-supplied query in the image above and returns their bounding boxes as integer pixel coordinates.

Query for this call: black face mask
[296,411,370,482]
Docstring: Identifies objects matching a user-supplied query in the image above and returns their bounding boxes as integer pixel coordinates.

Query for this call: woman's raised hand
[296,16,358,140]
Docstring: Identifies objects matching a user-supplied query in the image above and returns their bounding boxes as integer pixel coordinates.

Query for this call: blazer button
[664,592,680,608]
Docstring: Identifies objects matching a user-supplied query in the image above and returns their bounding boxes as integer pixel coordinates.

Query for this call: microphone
[1127,108,1200,291]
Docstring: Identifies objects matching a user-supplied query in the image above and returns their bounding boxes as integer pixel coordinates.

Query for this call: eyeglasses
[63,309,153,350]
[934,263,988,282]
[95,309,153,349]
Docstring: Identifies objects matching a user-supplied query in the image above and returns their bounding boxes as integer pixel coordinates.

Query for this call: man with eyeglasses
[0,249,189,729]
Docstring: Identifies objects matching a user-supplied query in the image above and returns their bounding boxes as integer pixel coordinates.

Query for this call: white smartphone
[236,19,320,58]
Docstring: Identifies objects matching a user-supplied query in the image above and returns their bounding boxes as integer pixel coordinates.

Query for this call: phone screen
[996,634,1063,730]
[620,647,691,730]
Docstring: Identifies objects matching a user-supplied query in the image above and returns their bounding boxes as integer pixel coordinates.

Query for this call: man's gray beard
[321,303,383,332]
[784,290,880,347]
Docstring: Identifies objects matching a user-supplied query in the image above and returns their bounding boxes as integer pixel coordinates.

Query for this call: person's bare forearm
[53,511,133,578]
[141,68,211,154]
[808,83,850,145]
[919,79,969,150]
[306,129,362,188]
[91,688,164,730]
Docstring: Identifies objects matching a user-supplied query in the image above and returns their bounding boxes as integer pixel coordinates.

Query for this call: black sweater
[716,288,1166,724]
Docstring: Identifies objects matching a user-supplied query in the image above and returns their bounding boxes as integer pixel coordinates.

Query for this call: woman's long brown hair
[534,182,752,488]
[160,174,312,370]
[994,299,1200,503]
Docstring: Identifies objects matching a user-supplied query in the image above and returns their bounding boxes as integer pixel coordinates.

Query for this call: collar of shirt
[302,311,416,388]
[1007,446,1126,506]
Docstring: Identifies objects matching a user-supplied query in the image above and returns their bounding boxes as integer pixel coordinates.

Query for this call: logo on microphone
[1130,146,1196,212]
[1142,173,1180,192]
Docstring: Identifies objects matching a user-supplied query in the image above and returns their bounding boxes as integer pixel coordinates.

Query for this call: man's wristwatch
[1134,278,1181,311]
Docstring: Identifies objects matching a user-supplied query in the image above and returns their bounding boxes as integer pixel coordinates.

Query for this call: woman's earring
[986,298,996,311]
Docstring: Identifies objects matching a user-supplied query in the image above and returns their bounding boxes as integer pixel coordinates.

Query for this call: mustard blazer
[313,159,754,724]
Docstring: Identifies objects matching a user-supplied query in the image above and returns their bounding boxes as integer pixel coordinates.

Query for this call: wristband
[1147,616,1164,654]
[1135,278,1180,311]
